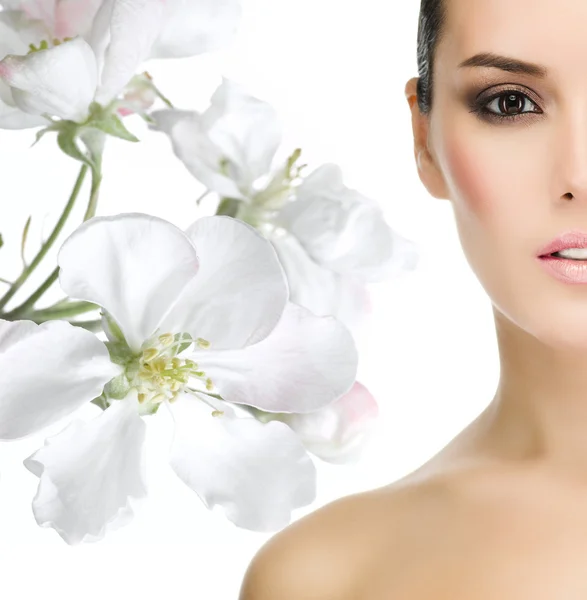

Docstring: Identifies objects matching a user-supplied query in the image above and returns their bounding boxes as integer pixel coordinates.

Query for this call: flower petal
[279,381,380,464]
[54,0,105,38]
[270,229,371,330]
[0,9,46,56]
[150,109,247,200]
[5,0,55,27]
[58,213,201,353]
[150,0,242,59]
[191,302,358,413]
[0,37,98,122]
[24,392,147,545]
[0,319,120,440]
[158,215,288,350]
[0,10,52,128]
[200,78,283,192]
[167,393,316,531]
[278,163,420,281]
[152,80,281,199]
[89,0,166,105]
[0,87,48,128]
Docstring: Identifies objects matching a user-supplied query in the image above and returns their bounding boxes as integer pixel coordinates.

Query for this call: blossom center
[134,333,212,411]
[103,331,214,415]
[28,37,73,53]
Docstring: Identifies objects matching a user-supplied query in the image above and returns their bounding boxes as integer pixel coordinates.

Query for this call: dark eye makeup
[467,85,544,124]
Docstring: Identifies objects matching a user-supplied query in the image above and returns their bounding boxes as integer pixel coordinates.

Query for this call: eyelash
[469,89,543,124]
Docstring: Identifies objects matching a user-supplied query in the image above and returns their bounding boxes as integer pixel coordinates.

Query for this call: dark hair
[416,0,448,115]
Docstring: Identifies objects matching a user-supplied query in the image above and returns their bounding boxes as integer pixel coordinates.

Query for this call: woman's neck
[437,308,587,477]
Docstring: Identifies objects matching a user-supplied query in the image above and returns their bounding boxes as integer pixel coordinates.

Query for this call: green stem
[2,154,103,320]
[68,318,103,333]
[5,300,98,322]
[3,268,60,319]
[196,189,212,205]
[83,156,103,221]
[0,164,88,312]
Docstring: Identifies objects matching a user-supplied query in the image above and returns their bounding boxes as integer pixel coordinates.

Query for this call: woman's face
[408,0,587,349]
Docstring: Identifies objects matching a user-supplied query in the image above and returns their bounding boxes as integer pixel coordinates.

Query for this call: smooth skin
[240,0,587,597]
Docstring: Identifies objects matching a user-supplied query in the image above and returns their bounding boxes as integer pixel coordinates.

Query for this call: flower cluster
[0,0,419,545]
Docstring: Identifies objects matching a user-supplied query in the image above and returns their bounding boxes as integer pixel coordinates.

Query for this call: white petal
[0,37,98,122]
[0,10,53,128]
[270,230,371,330]
[54,0,105,38]
[167,393,316,531]
[158,216,288,350]
[280,381,380,464]
[0,319,120,440]
[200,78,283,191]
[89,0,166,105]
[150,0,242,59]
[0,10,46,56]
[8,0,55,28]
[24,393,147,545]
[0,88,48,128]
[150,109,247,200]
[192,302,358,413]
[58,213,201,353]
[279,163,420,280]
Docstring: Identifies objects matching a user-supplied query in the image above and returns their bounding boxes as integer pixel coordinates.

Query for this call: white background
[0,1,499,598]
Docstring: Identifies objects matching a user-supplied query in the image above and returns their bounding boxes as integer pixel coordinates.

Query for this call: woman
[239,0,587,596]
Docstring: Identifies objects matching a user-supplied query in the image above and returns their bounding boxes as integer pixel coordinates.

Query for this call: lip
[537,230,587,256]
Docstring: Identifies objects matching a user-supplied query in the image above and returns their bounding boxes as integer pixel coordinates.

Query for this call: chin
[493,299,587,352]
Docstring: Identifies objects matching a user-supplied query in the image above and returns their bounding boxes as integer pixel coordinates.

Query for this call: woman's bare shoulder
[238,473,452,600]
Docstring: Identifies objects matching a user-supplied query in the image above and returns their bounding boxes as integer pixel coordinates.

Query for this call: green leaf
[91,394,110,411]
[20,215,31,266]
[57,125,96,170]
[101,309,128,344]
[104,373,131,400]
[215,197,241,217]
[173,332,194,354]
[0,233,3,249]
[105,340,133,365]
[90,113,139,142]
[31,123,60,148]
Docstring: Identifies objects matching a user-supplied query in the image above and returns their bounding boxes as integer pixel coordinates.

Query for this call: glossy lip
[537,230,587,256]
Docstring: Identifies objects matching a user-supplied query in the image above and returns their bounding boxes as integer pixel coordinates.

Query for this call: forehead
[439,0,587,79]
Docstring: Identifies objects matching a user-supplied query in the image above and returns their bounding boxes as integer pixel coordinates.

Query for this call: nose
[555,104,587,202]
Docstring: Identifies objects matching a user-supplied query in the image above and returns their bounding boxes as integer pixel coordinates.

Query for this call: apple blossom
[151,77,283,202]
[150,78,420,328]
[0,212,358,544]
[0,0,242,128]
[249,381,380,464]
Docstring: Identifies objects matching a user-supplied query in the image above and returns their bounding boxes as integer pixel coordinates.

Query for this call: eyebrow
[458,52,549,78]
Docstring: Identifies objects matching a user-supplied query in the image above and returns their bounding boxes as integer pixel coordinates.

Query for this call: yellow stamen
[142,348,158,361]
[196,337,210,349]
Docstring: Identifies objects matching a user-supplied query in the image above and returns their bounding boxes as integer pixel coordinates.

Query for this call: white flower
[0,318,120,439]
[0,10,52,128]
[1,0,242,55]
[274,163,420,282]
[254,380,380,464]
[0,0,242,126]
[0,0,104,38]
[151,78,420,328]
[151,77,283,202]
[2,213,358,544]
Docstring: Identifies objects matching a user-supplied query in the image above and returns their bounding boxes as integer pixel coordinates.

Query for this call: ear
[404,77,450,200]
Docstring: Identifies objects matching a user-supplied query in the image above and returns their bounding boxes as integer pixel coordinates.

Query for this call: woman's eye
[472,90,542,123]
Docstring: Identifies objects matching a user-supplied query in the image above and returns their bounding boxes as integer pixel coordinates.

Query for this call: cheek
[439,128,532,256]
[436,130,531,317]
[443,133,505,222]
